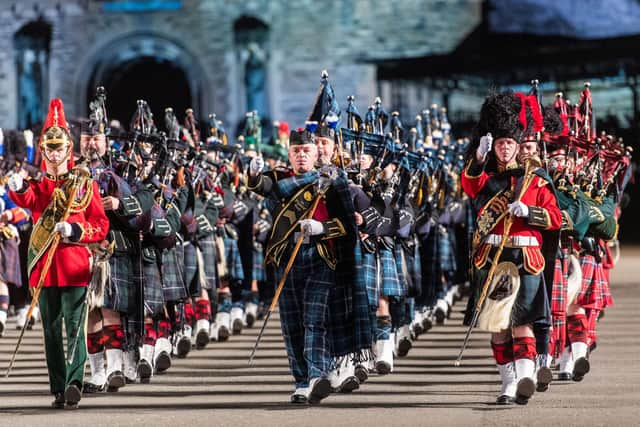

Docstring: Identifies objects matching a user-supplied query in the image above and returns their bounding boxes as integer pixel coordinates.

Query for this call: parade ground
[0,247,638,427]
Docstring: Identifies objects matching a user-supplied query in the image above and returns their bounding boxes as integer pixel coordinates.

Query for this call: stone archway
[76,32,210,128]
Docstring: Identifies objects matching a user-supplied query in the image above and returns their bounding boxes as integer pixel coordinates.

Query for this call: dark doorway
[90,56,192,131]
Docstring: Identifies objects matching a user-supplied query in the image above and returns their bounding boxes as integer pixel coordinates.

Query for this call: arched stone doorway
[78,32,209,130]
[92,57,192,127]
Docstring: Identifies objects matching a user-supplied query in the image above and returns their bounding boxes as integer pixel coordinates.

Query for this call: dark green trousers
[38,286,87,394]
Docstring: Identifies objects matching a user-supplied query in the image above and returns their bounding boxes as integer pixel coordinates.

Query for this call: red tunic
[461,167,563,244]
[9,175,109,288]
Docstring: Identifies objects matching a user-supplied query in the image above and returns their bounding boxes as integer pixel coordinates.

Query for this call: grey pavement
[0,247,638,426]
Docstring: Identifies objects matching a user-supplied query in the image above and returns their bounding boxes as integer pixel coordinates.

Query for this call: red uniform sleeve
[71,181,109,244]
[9,180,43,213]
[524,177,562,231]
[461,160,490,199]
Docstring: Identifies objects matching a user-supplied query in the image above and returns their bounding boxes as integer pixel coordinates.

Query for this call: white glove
[508,201,529,218]
[54,221,73,238]
[300,219,324,237]
[476,133,493,161]
[7,173,23,192]
[249,156,264,176]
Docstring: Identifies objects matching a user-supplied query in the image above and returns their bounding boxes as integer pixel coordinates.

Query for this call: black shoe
[536,366,553,392]
[422,316,433,332]
[83,382,105,394]
[195,329,209,350]
[176,336,191,358]
[354,365,369,384]
[0,321,5,337]
[51,392,65,409]
[375,361,392,375]
[106,371,125,391]
[290,392,308,404]
[245,312,256,328]
[496,394,515,405]
[434,308,446,325]
[396,338,412,358]
[155,351,171,373]
[572,357,590,382]
[308,378,332,404]
[558,372,572,381]
[137,360,152,384]
[232,319,243,335]
[218,325,230,342]
[64,384,82,409]
[337,376,359,393]
[515,378,535,405]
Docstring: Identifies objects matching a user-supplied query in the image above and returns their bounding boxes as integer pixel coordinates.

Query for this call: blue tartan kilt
[0,237,22,287]
[161,246,188,302]
[142,260,164,317]
[438,226,457,276]
[183,242,199,296]
[199,235,217,290]
[104,252,139,314]
[253,248,266,282]
[358,244,378,308]
[379,247,403,297]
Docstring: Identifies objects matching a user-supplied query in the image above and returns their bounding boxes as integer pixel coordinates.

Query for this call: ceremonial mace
[454,158,536,367]
[248,168,336,365]
[6,167,91,377]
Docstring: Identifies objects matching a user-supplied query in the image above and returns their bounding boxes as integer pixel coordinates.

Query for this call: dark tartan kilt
[464,246,550,327]
[393,245,409,295]
[396,242,422,298]
[419,227,443,307]
[438,226,457,276]
[199,235,217,290]
[576,254,613,310]
[161,246,188,302]
[359,244,378,308]
[253,248,266,282]
[104,252,139,314]
[182,242,199,296]
[379,247,403,297]
[143,260,164,317]
[550,247,568,314]
[0,237,22,287]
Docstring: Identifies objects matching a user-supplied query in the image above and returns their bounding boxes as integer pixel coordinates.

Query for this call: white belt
[485,234,539,247]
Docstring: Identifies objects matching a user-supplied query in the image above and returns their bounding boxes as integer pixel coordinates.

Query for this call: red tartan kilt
[576,254,613,310]
[550,250,568,314]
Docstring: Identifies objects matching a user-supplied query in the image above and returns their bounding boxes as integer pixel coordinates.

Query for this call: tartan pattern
[104,253,139,314]
[438,225,457,275]
[379,247,403,297]
[183,242,199,296]
[161,246,188,302]
[419,226,445,307]
[0,237,22,287]
[142,260,164,317]
[359,244,379,308]
[198,234,217,290]
[331,242,375,357]
[577,254,613,310]
[277,244,334,387]
[586,308,600,347]
[550,247,568,357]
[252,247,266,282]
[224,236,245,282]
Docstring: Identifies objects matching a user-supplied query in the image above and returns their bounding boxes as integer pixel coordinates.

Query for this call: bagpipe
[546,83,632,201]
